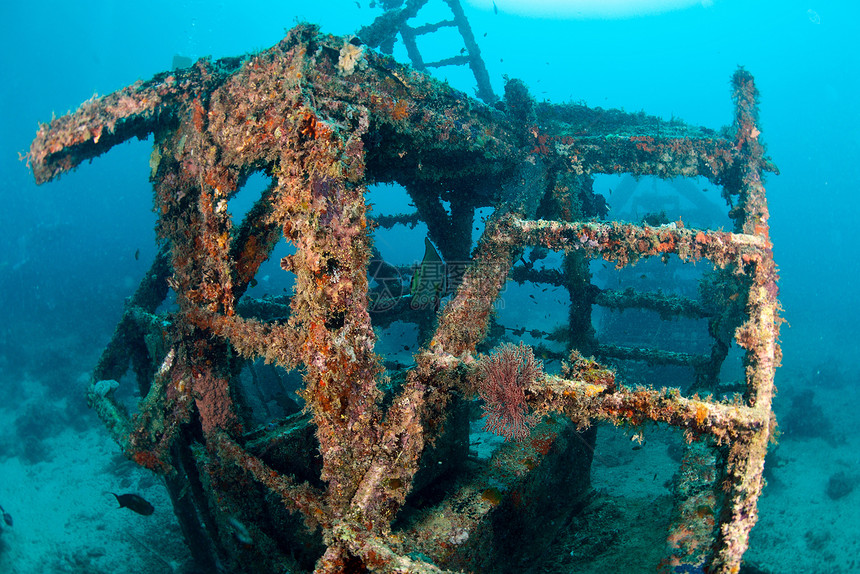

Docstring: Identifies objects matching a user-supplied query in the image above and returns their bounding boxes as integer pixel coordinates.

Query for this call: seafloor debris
[28,23,780,574]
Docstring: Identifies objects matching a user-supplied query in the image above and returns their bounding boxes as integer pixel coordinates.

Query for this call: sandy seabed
[0,405,190,574]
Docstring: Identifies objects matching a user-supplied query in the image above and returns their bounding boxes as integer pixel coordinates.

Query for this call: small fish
[0,504,11,527]
[229,516,253,546]
[111,493,154,516]
[134,248,140,261]
[493,0,498,15]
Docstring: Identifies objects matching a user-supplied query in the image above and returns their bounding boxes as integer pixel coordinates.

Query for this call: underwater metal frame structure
[28,24,780,574]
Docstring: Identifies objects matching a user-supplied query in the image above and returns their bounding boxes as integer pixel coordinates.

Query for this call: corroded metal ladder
[358,0,496,103]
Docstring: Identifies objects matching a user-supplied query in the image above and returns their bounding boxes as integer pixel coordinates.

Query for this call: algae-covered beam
[707,69,781,574]
[381,346,762,449]
[28,59,242,185]
[506,217,767,270]
[533,133,737,180]
[596,343,709,368]
[28,25,517,191]
[213,432,327,527]
[408,346,763,445]
[434,161,549,354]
[534,101,714,138]
[321,520,454,574]
[187,309,303,370]
[529,373,763,444]
[595,287,710,320]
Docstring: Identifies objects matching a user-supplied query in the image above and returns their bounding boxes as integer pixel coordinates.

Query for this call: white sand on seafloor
[745,377,860,573]
[0,413,189,574]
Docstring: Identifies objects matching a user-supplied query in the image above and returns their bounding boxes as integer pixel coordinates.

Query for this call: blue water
[1,1,858,572]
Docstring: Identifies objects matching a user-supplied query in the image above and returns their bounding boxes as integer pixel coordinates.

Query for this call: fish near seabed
[0,504,11,527]
[111,493,155,516]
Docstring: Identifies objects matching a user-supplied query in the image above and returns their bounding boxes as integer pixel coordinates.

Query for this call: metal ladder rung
[423,55,471,68]
[408,19,457,35]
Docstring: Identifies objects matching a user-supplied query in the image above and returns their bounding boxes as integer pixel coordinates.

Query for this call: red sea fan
[475,342,544,441]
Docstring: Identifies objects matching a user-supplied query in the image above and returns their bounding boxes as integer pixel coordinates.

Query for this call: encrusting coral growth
[27,21,779,574]
[337,38,366,75]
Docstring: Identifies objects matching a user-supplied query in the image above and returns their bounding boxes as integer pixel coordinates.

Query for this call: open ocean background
[1,1,858,572]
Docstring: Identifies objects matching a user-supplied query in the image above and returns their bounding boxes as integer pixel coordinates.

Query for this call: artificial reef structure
[27,13,780,574]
